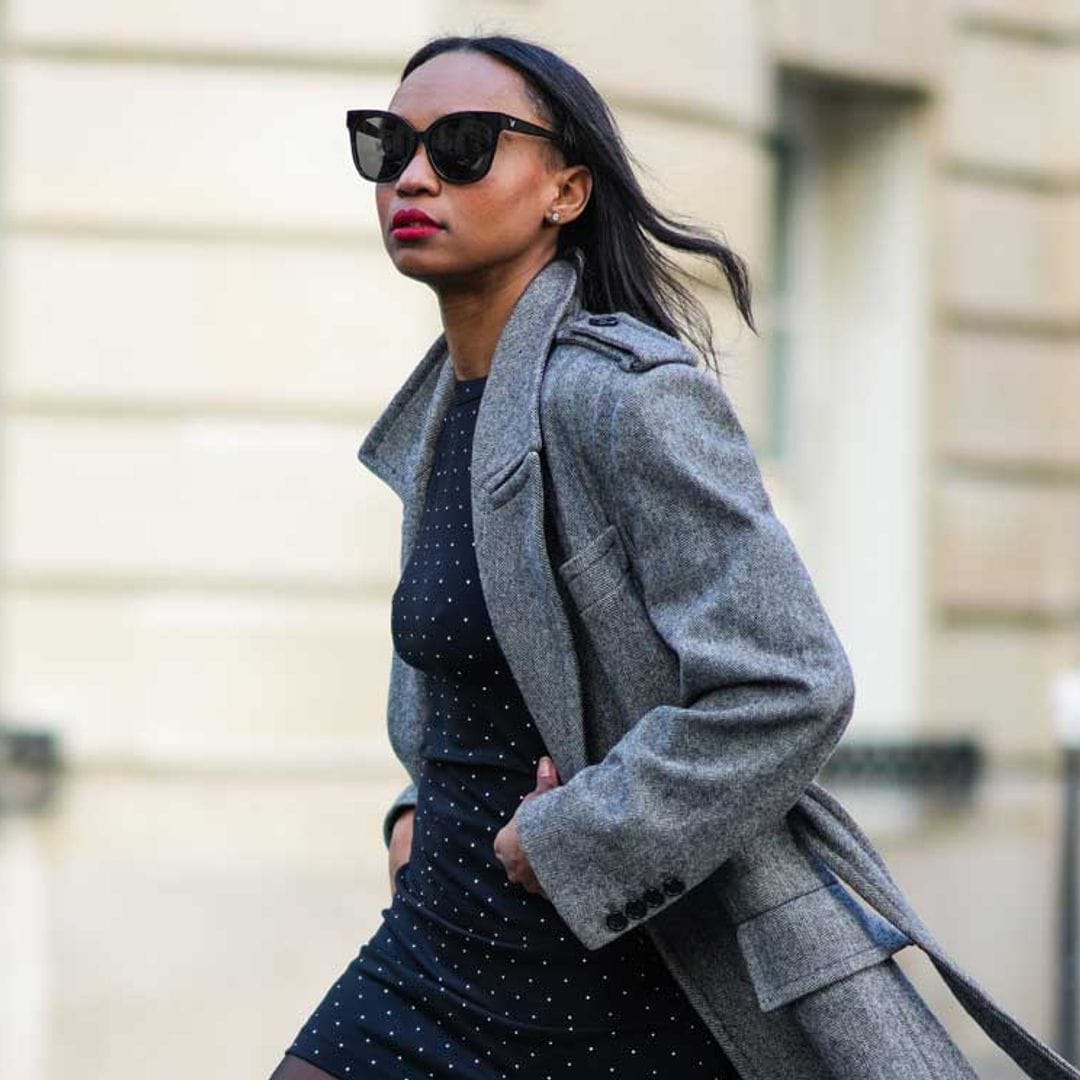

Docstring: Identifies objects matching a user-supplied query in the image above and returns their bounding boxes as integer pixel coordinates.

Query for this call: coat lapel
[356,251,591,784]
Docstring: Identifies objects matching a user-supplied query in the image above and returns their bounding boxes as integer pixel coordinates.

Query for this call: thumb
[535,755,559,790]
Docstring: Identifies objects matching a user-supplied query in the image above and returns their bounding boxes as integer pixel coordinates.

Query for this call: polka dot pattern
[285,374,740,1078]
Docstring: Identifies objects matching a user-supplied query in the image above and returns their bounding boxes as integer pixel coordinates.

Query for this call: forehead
[388,51,539,126]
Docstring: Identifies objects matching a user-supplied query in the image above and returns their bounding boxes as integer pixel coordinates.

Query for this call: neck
[435,249,559,380]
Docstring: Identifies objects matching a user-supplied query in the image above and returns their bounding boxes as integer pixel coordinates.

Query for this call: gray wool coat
[357,250,1078,1080]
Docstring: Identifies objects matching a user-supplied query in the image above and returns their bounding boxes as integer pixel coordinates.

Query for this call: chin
[388,253,450,288]
[387,246,486,290]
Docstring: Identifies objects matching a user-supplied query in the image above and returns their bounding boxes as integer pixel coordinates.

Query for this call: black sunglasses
[345,109,560,184]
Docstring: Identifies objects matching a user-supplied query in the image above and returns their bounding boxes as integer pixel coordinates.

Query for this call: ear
[552,164,593,226]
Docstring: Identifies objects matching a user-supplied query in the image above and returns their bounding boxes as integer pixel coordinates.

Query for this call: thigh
[791,956,979,1080]
[268,1052,339,1080]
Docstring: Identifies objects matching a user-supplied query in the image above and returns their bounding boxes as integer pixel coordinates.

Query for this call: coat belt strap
[792,781,1080,1079]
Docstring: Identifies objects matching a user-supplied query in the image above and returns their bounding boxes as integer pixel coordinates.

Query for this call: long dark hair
[400,34,758,375]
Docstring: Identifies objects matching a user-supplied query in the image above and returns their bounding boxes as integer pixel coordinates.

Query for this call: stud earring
[549,210,561,223]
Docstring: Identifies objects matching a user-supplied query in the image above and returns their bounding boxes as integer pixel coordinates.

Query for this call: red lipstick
[391,208,444,240]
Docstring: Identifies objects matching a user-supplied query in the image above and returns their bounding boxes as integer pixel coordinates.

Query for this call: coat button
[588,315,619,326]
[643,887,665,908]
[661,874,685,896]
[605,911,629,932]
[624,897,648,920]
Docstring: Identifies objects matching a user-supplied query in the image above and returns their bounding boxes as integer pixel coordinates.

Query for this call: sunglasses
[345,109,560,185]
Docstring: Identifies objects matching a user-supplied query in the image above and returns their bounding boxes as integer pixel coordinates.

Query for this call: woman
[271,32,1073,1080]
[273,33,747,1080]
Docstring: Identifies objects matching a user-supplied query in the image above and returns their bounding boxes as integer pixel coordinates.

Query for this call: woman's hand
[494,756,561,899]
[388,806,415,898]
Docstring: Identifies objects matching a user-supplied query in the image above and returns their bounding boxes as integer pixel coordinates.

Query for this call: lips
[391,209,443,230]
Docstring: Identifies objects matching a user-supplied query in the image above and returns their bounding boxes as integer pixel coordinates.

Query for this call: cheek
[465,177,543,236]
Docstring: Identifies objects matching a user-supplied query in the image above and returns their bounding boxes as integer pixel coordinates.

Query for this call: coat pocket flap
[556,523,629,613]
[736,880,911,1012]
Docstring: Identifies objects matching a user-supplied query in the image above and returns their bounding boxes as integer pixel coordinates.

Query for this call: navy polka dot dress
[284,373,740,1079]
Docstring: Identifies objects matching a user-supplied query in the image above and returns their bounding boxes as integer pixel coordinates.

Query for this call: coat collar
[356,248,586,504]
[356,248,592,783]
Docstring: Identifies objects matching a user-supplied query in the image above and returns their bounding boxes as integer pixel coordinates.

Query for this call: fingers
[389,857,410,900]
[492,765,559,902]
[522,875,548,898]
[493,819,550,901]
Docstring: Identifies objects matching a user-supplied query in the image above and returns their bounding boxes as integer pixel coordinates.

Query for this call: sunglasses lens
[349,112,499,183]
[352,113,412,182]
[428,114,497,182]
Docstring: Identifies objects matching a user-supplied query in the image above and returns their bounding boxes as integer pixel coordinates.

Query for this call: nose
[394,139,440,192]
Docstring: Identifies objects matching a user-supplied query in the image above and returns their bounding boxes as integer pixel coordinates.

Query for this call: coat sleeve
[512,361,856,950]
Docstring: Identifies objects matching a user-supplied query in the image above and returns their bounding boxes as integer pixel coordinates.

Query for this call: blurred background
[1,0,1078,1077]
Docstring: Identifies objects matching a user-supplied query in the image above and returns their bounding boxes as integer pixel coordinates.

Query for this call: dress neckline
[452,374,488,405]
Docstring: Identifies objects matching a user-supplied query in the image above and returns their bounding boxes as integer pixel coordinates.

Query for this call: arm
[513,363,855,950]
[382,780,418,850]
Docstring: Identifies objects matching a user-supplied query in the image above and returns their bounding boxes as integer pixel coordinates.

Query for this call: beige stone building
[3,0,1077,776]
[2,2,1079,1076]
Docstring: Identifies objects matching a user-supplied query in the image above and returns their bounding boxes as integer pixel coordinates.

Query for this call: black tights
[268,1053,337,1080]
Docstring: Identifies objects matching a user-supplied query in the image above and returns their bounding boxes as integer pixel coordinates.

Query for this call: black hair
[400,33,758,375]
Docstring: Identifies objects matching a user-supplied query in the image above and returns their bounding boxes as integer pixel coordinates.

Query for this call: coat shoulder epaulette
[553,311,698,373]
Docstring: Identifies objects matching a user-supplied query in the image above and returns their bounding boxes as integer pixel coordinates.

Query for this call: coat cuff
[512,775,692,950]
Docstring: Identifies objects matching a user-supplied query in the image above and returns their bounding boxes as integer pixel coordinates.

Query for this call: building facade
[1,0,1078,776]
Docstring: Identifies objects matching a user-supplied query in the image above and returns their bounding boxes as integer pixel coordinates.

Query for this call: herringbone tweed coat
[358,250,1077,1079]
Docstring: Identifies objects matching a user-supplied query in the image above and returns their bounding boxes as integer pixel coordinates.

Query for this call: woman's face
[374,50,588,289]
